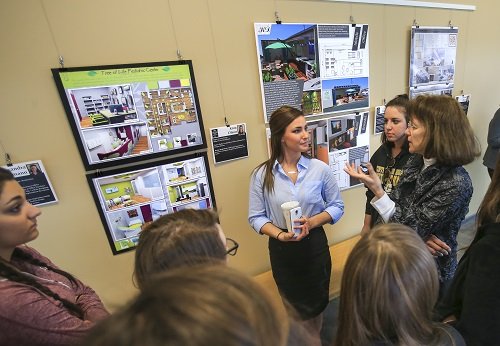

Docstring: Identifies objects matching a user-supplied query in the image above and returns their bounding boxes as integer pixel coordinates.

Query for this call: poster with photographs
[87,153,216,254]
[2,160,58,206]
[409,26,458,98]
[52,61,207,170]
[255,23,369,122]
[265,111,370,190]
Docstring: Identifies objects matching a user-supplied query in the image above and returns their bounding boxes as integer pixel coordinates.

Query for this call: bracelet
[276,231,283,241]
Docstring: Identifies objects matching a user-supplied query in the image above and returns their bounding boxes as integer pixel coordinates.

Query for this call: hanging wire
[413,8,419,28]
[39,0,63,66]
[206,0,229,122]
[166,0,182,59]
[0,141,12,166]
[383,4,388,103]
[460,11,470,94]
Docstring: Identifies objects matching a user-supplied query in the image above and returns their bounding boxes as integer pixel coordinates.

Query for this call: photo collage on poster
[409,26,458,98]
[53,61,217,255]
[87,153,215,254]
[255,23,369,122]
[52,62,206,170]
[266,111,370,190]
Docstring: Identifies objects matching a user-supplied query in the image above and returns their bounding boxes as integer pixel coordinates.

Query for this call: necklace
[287,171,297,174]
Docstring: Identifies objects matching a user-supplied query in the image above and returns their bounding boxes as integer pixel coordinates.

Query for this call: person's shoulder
[370,145,387,160]
[308,157,329,170]
[448,166,472,186]
[434,323,466,346]
[14,245,59,269]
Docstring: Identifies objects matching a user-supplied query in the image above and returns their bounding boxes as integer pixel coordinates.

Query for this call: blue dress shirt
[248,156,344,233]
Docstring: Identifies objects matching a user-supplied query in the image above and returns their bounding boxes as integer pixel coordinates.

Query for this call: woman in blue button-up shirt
[248,106,344,330]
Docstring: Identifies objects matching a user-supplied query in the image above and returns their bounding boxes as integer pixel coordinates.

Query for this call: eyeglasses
[226,238,239,256]
[383,156,396,183]
[407,121,419,130]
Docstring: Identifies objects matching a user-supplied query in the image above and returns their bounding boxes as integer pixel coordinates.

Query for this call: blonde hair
[335,224,441,346]
[408,95,480,165]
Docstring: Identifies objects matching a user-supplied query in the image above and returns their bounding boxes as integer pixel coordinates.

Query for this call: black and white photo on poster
[210,123,249,164]
[2,160,58,206]
[409,26,458,97]
[255,23,369,122]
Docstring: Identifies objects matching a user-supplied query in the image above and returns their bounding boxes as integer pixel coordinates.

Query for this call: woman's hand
[280,217,310,242]
[344,162,384,198]
[426,234,451,257]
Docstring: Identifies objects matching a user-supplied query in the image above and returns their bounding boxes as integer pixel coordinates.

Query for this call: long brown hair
[0,167,84,319]
[254,105,304,193]
[134,208,226,289]
[84,265,290,346]
[334,223,441,346]
[408,95,481,165]
[477,154,500,227]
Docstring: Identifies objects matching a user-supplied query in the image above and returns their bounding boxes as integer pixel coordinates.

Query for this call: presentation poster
[210,123,249,164]
[87,152,216,254]
[265,111,370,190]
[409,26,458,98]
[255,23,370,122]
[52,61,207,170]
[3,160,58,206]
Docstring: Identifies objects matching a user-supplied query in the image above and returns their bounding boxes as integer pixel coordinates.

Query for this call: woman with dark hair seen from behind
[0,167,109,345]
[335,223,465,346]
[436,155,500,345]
[84,265,316,346]
[362,94,413,234]
[345,95,481,299]
[248,105,344,332]
[134,208,229,289]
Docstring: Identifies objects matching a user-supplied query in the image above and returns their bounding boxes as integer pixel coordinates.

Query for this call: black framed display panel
[52,61,207,171]
[86,152,217,255]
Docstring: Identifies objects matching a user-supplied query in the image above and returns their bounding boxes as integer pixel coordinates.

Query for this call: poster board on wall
[409,26,458,98]
[87,152,216,255]
[52,61,207,170]
[254,23,370,122]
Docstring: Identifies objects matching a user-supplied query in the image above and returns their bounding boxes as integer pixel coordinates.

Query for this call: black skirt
[268,227,331,320]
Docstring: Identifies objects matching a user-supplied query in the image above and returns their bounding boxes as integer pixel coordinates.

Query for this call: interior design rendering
[97,168,164,211]
[83,124,151,162]
[67,85,138,128]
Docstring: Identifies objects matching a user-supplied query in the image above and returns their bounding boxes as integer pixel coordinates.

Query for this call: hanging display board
[87,152,216,254]
[52,61,207,170]
[409,26,458,98]
[254,23,370,122]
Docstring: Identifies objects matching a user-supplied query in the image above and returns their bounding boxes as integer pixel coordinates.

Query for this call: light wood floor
[131,136,149,155]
